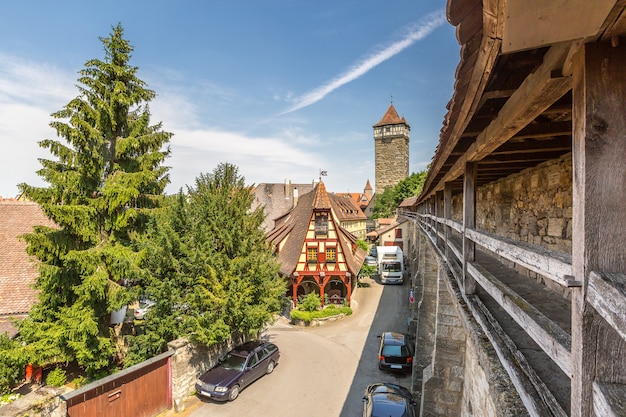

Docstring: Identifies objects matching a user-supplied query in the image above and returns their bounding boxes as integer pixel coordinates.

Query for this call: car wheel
[266,361,275,374]
[228,385,240,401]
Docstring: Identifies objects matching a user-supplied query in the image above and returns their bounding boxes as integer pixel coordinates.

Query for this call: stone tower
[373,103,410,192]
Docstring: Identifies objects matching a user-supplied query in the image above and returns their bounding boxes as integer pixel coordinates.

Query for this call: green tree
[0,333,26,394]
[373,170,427,219]
[125,164,286,364]
[17,24,171,375]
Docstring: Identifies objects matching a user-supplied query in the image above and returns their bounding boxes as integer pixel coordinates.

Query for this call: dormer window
[315,213,328,236]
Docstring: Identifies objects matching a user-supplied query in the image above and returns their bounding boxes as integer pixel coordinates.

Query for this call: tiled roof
[399,196,418,208]
[0,201,56,318]
[329,194,366,222]
[252,182,315,232]
[373,104,410,128]
[376,217,408,236]
[312,181,331,209]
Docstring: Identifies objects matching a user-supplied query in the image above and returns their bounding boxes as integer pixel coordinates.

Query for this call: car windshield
[219,353,246,371]
[382,345,410,357]
[382,262,402,272]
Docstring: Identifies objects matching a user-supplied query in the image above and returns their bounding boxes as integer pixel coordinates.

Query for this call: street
[184,276,412,417]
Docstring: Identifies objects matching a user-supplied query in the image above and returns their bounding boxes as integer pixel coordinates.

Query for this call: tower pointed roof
[373,103,410,128]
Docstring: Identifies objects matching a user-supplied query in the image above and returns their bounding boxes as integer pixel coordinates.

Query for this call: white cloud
[281,10,447,114]
[0,53,328,197]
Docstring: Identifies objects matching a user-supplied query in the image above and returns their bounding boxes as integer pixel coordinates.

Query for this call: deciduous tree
[125,164,285,365]
[373,170,427,219]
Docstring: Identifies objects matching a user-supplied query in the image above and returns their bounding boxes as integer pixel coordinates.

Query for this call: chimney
[293,188,299,208]
[284,179,292,199]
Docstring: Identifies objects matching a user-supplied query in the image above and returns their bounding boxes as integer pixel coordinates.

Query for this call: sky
[0,1,459,199]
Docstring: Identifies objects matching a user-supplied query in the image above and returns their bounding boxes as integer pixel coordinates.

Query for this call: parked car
[362,383,416,417]
[134,299,156,320]
[365,256,377,266]
[195,340,280,401]
[378,332,413,372]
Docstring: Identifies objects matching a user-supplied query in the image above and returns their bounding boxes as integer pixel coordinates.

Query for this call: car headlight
[196,379,204,388]
[214,386,228,393]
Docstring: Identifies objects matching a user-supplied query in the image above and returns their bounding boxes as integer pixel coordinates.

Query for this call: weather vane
[319,169,327,182]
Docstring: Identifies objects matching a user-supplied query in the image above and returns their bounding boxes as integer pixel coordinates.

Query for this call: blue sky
[0,1,459,198]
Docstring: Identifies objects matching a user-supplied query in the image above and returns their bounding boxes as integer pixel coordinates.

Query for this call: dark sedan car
[195,340,280,401]
[362,383,416,417]
[378,332,413,372]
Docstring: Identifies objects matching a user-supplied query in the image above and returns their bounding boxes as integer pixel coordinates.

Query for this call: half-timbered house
[267,181,367,306]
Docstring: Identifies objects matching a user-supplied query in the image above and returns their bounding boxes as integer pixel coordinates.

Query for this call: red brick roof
[0,201,56,318]
[373,104,410,128]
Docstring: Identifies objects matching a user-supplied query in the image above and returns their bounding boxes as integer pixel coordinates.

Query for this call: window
[315,213,328,236]
[326,247,336,262]
[247,352,259,368]
[395,228,403,238]
[307,247,318,262]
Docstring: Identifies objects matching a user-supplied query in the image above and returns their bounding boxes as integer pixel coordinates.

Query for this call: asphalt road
[182,276,413,417]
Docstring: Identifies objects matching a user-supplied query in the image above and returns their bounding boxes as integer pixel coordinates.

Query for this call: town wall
[451,154,572,254]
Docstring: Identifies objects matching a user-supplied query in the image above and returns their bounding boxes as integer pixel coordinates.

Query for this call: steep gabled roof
[373,104,410,128]
[266,182,366,276]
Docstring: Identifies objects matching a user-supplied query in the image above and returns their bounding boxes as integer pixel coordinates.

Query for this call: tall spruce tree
[18,24,171,374]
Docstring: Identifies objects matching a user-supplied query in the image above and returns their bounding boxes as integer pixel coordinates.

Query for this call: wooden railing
[408,210,626,416]
[407,211,571,417]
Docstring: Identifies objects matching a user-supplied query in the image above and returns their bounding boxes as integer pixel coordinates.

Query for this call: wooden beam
[463,162,477,295]
[592,381,626,417]
[468,261,572,375]
[571,41,626,417]
[464,228,573,287]
[423,43,574,201]
[513,120,572,139]
[588,271,626,343]
[467,296,567,417]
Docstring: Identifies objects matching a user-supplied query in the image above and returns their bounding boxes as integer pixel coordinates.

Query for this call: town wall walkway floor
[474,249,572,414]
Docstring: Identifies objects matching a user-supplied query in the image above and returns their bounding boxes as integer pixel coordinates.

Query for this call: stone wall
[168,334,251,412]
[374,135,409,192]
[451,154,573,254]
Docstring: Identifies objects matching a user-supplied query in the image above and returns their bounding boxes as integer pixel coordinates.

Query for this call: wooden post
[435,190,443,247]
[571,41,626,417]
[444,182,452,260]
[463,162,477,295]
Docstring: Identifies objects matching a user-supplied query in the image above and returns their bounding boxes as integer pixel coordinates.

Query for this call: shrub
[290,304,352,324]
[73,375,87,388]
[299,293,321,312]
[46,368,67,387]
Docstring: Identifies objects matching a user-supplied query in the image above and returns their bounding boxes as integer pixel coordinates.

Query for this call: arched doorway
[325,278,347,305]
